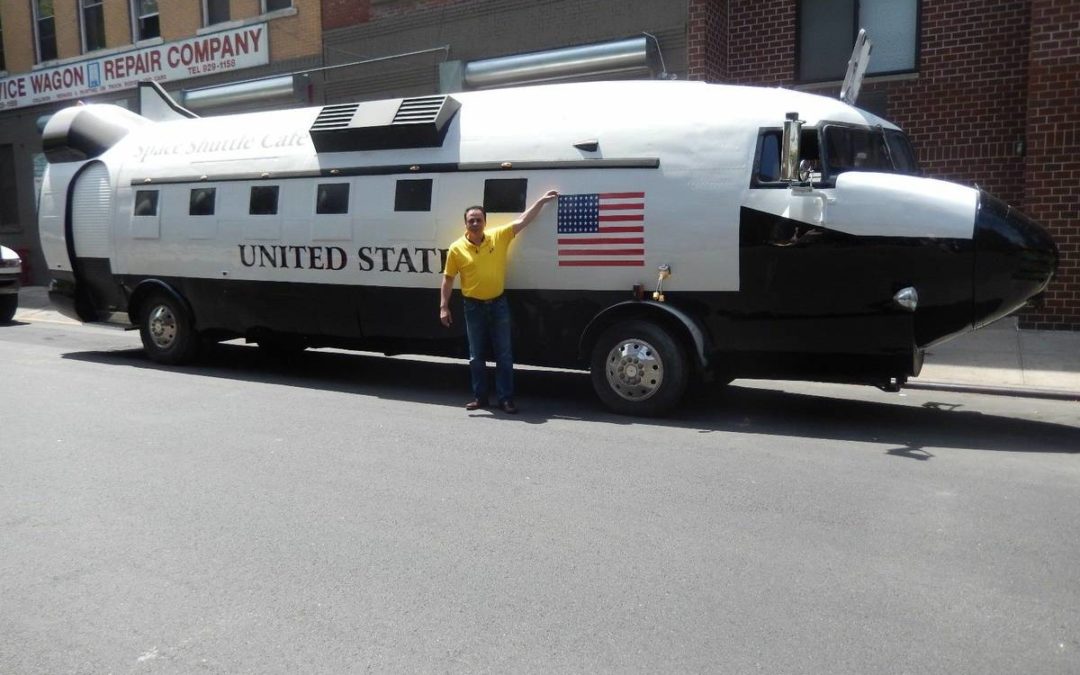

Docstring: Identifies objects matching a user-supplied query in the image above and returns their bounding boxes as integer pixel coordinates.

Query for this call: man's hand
[511,189,561,235]
[439,306,452,327]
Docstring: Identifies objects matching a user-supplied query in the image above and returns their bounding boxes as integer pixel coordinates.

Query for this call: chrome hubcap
[605,338,664,401]
[148,304,177,349]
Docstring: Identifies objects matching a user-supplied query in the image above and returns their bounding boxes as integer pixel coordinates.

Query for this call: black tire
[589,320,689,416]
[0,294,16,323]
[138,291,200,365]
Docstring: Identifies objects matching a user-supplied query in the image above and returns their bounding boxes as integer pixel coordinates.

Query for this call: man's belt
[464,294,504,304]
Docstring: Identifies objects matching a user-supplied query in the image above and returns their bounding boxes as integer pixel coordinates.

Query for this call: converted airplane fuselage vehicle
[38,79,1057,415]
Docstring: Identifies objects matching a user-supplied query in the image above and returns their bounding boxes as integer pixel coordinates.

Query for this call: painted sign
[0,23,268,111]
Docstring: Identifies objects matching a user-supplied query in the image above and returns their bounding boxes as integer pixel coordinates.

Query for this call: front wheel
[589,320,689,416]
[0,294,16,323]
[139,291,200,365]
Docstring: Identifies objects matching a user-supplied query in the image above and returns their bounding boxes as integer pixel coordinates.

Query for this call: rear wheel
[0,294,16,323]
[590,320,689,416]
[139,291,200,364]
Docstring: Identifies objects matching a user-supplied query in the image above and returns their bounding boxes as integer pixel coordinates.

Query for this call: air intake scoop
[309,95,461,152]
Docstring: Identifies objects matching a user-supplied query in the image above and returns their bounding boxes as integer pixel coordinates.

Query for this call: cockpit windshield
[822,124,921,179]
[752,124,922,188]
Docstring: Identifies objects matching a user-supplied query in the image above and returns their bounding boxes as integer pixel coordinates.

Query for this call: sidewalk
[11,285,1080,401]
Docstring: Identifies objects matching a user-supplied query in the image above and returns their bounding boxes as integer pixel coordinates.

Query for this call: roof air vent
[309,95,461,153]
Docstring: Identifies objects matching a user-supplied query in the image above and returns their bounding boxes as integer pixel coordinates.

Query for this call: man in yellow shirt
[440,189,559,413]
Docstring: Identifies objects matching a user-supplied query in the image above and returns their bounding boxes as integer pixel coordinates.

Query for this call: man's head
[463,205,486,237]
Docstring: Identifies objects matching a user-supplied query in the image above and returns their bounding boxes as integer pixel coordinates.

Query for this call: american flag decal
[556,192,645,267]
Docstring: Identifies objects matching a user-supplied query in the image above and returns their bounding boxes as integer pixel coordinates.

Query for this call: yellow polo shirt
[443,225,515,300]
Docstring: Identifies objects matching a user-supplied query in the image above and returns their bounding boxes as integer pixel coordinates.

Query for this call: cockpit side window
[756,130,782,184]
[884,129,921,175]
[751,127,823,187]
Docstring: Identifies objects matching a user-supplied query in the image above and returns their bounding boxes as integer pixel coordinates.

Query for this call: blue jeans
[462,295,514,403]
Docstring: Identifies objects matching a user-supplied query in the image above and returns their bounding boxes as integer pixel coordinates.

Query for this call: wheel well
[127,280,194,326]
[580,302,709,374]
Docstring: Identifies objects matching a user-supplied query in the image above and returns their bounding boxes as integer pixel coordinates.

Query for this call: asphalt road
[2,318,1079,673]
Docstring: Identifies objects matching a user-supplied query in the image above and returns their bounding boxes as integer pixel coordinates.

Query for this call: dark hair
[463,205,486,221]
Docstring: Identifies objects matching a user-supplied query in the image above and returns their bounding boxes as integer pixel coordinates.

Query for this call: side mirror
[781,112,802,182]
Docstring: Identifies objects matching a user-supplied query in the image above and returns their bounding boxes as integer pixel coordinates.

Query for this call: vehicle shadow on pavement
[62,343,1080,455]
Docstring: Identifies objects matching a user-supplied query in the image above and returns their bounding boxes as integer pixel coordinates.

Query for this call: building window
[204,0,230,26]
[263,0,292,12]
[250,186,279,215]
[483,178,527,213]
[798,0,918,82]
[394,179,432,212]
[132,0,160,41]
[316,183,349,214]
[81,0,106,52]
[189,188,216,216]
[33,0,58,63]
[0,14,7,72]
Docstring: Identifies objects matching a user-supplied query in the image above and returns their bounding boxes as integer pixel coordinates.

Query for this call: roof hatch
[309,95,461,152]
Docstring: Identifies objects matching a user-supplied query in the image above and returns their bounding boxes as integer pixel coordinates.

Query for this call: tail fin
[138,80,198,122]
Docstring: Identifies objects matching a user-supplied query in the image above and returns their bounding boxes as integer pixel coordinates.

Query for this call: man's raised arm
[511,190,560,235]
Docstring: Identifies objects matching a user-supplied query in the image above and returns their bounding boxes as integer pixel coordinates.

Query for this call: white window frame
[262,0,293,13]
[797,0,919,83]
[202,0,231,27]
[130,0,161,43]
[31,0,58,63]
[80,0,107,53]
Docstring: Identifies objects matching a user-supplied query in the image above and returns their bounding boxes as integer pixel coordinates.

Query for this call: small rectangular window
[81,0,106,52]
[189,187,216,216]
[798,0,918,81]
[250,185,279,215]
[755,131,782,184]
[316,183,350,215]
[34,0,58,62]
[394,179,432,212]
[264,0,292,12]
[204,0,230,26]
[134,189,159,216]
[483,178,527,213]
[132,0,160,41]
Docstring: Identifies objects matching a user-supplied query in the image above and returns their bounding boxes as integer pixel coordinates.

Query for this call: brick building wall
[1022,0,1080,330]
[725,0,795,86]
[0,2,35,73]
[687,0,727,82]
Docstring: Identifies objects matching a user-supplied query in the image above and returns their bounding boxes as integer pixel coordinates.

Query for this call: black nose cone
[973,192,1058,327]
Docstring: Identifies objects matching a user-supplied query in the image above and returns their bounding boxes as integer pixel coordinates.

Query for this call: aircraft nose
[973,191,1058,328]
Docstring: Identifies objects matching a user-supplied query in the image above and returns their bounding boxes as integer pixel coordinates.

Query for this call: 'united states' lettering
[556,192,645,267]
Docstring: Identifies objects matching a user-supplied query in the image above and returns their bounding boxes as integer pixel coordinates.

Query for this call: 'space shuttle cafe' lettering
[0,24,269,110]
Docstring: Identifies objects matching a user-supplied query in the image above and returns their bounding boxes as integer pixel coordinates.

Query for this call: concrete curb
[905,380,1080,402]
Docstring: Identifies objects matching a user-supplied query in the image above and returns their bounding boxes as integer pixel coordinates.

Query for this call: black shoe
[499,400,519,414]
[466,399,488,411]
